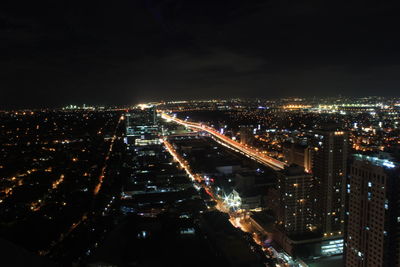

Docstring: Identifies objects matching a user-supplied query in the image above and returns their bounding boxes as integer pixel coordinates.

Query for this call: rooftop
[353,154,398,169]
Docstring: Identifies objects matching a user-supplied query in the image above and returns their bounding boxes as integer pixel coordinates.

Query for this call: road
[163,137,295,266]
[163,139,227,207]
[94,114,124,195]
[161,112,286,171]
[40,114,124,256]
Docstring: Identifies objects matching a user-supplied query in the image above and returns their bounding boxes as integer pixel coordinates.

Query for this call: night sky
[1,0,400,108]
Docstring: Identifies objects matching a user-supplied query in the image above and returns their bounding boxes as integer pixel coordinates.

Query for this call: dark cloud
[1,0,400,108]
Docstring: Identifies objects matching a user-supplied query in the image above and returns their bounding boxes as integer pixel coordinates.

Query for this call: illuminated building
[282,104,312,110]
[272,165,344,258]
[312,130,348,236]
[276,165,314,235]
[125,107,160,147]
[345,155,400,267]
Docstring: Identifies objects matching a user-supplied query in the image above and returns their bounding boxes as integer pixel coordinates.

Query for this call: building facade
[312,130,348,236]
[125,107,160,147]
[276,165,314,235]
[345,154,400,267]
[283,143,313,173]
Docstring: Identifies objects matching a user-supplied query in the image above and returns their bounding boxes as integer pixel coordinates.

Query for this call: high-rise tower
[276,165,314,235]
[345,155,400,267]
[312,130,348,236]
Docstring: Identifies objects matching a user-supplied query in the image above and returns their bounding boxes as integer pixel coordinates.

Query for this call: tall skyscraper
[312,130,348,236]
[276,165,314,235]
[272,165,320,257]
[345,154,400,267]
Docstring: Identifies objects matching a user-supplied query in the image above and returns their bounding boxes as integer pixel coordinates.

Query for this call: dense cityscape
[3,1,400,266]
[1,97,399,266]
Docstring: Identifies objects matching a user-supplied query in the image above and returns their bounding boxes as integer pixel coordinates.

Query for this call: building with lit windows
[276,165,314,235]
[344,154,400,267]
[312,129,348,237]
[272,165,344,258]
[273,165,316,256]
[125,107,160,147]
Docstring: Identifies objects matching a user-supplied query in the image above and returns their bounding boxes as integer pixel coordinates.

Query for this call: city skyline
[2,1,400,266]
[1,98,400,266]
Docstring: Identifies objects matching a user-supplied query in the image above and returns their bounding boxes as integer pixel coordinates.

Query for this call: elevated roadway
[161,113,286,171]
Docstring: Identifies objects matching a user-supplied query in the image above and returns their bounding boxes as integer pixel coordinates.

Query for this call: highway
[161,113,286,171]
